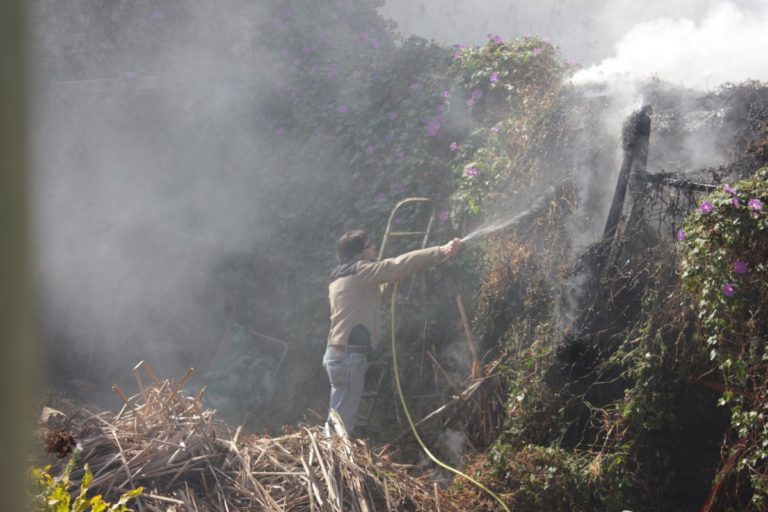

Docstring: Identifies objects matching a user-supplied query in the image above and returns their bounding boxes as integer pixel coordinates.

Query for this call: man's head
[336,229,376,263]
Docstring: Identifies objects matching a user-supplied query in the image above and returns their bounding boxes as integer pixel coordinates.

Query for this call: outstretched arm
[358,238,462,286]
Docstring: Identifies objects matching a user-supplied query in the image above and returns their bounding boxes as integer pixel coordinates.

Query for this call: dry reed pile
[43,363,457,512]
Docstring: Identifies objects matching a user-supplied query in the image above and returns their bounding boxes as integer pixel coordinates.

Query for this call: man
[324,229,462,435]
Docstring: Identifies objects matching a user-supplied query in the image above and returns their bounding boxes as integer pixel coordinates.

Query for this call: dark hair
[336,229,368,263]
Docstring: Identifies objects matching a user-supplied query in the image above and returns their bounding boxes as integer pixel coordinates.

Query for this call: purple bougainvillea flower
[748,198,763,211]
[533,47,543,56]
[722,283,735,297]
[733,260,749,274]
[471,89,484,100]
[450,142,459,151]
[438,210,451,221]
[425,119,442,137]
[453,50,463,60]
[337,104,348,113]
[723,184,737,195]
[366,145,375,156]
[442,90,451,99]
[387,111,398,120]
[731,197,740,207]
[464,165,479,177]
[375,192,387,202]
[488,34,502,44]
[675,229,686,241]
[491,124,501,133]
[466,99,475,107]
[490,72,500,83]
[699,201,714,214]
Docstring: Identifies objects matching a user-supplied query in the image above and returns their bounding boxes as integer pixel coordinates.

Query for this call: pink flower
[748,198,763,211]
[490,72,500,83]
[731,197,740,207]
[723,184,737,195]
[366,145,375,156]
[453,50,462,60]
[699,201,714,214]
[438,210,451,221]
[466,99,475,107]
[733,260,748,274]
[491,124,501,133]
[442,90,451,99]
[425,118,441,137]
[722,283,735,297]
[471,89,484,100]
[449,142,459,151]
[675,229,686,241]
[464,165,479,177]
[533,47,543,56]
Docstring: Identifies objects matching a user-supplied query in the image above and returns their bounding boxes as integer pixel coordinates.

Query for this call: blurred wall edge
[1,0,36,510]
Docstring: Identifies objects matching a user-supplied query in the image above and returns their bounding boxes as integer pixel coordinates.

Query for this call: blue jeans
[323,346,368,435]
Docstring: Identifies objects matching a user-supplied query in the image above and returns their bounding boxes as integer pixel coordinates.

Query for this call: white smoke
[572,2,768,91]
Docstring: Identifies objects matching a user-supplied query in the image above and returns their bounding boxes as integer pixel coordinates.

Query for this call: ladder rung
[387,231,429,236]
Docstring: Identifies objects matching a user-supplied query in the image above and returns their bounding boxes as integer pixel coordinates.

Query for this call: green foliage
[678,167,768,502]
[29,453,143,512]
[475,442,638,512]
[449,36,573,219]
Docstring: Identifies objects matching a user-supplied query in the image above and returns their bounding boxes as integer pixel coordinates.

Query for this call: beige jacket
[327,246,446,350]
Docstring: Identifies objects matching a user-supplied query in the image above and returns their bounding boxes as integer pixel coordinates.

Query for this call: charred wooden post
[602,105,653,241]
[553,107,653,385]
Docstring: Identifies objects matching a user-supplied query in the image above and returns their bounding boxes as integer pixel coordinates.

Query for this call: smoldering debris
[37,364,464,512]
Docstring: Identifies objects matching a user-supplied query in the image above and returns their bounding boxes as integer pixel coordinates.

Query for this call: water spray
[460,179,571,243]
[460,208,535,243]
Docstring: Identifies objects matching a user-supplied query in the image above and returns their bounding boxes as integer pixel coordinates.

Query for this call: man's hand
[440,238,462,258]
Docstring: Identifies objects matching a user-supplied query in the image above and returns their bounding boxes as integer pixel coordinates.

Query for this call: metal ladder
[357,198,435,429]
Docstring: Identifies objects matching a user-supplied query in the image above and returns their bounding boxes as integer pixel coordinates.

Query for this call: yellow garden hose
[390,283,511,512]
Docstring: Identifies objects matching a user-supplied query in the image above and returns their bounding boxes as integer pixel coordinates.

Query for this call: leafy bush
[678,166,768,506]
[29,452,143,512]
